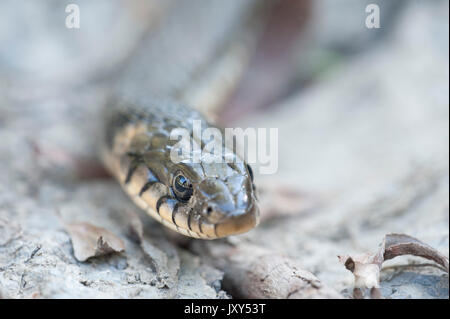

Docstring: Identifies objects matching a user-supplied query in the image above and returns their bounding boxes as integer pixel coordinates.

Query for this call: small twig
[24,245,42,264]
[382,262,448,274]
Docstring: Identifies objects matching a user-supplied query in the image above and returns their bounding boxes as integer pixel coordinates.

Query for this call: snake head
[104,98,260,239]
[170,161,259,238]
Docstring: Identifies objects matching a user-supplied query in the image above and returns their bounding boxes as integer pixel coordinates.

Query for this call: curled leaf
[383,234,449,271]
[65,222,125,262]
[339,233,449,299]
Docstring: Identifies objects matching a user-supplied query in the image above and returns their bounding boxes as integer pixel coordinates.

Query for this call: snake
[99,0,271,239]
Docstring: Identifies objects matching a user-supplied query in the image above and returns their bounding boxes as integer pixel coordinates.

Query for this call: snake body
[100,1,265,239]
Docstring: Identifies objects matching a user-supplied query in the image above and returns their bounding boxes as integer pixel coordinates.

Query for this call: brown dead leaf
[339,233,449,299]
[65,222,125,262]
[383,233,449,271]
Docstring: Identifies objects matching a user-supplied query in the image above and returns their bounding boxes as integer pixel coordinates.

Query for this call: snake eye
[173,173,193,202]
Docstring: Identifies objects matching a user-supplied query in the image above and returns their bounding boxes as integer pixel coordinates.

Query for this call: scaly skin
[101,97,259,239]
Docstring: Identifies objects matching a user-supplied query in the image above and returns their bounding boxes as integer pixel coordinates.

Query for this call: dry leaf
[339,233,449,299]
[383,233,449,271]
[65,222,125,262]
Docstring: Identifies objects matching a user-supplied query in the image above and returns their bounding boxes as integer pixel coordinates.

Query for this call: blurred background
[0,0,448,298]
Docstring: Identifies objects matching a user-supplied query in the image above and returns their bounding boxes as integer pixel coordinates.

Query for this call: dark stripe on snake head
[156,195,172,215]
[187,209,193,231]
[139,181,158,196]
[172,202,182,226]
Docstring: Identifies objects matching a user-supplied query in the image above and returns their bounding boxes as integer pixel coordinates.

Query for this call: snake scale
[100,0,271,239]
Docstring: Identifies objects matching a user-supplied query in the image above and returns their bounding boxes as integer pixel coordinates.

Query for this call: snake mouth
[213,204,260,238]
